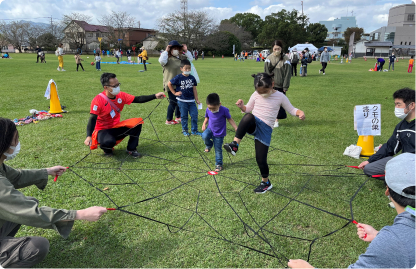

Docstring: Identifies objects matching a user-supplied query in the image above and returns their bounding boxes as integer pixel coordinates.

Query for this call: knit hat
[385,153,415,199]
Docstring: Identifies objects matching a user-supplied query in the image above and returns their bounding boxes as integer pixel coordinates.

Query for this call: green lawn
[0,53,414,268]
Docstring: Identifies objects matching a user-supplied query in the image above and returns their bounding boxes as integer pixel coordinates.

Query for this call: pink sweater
[245,91,298,128]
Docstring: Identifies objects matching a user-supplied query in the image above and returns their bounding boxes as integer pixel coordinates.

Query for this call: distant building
[115,28,156,47]
[319,17,358,40]
[62,20,109,52]
[366,2,415,56]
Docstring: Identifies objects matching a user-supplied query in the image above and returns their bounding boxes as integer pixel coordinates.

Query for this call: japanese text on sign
[354,104,381,136]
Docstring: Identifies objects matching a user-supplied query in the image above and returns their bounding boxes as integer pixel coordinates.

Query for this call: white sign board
[354,104,381,136]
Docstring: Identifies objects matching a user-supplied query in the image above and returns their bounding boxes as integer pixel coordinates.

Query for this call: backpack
[307,54,312,64]
[291,53,299,64]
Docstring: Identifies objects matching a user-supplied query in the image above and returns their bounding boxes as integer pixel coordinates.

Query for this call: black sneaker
[127,150,142,158]
[103,151,114,157]
[254,181,273,194]
[223,141,238,156]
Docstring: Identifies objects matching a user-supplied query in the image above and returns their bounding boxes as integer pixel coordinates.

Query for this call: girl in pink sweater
[224,73,305,194]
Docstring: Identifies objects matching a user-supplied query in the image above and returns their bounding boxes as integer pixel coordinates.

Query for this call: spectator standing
[319,47,330,75]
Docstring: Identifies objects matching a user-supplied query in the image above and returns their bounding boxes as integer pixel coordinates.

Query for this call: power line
[0,17,61,21]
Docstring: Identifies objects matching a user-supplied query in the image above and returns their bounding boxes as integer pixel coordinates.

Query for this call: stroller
[39,52,46,63]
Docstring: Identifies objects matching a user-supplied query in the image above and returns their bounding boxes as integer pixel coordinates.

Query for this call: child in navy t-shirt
[202,93,237,172]
[168,59,201,136]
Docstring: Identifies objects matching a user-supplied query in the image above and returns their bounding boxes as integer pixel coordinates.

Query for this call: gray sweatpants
[0,197,50,268]
[363,157,394,180]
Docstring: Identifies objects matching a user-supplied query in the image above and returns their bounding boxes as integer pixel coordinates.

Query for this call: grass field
[0,53,414,268]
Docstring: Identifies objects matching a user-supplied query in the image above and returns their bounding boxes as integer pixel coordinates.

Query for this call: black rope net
[67,99,368,267]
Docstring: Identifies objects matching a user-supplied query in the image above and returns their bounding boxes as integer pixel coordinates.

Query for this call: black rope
[63,99,371,267]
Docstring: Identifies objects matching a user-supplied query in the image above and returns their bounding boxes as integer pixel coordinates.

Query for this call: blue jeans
[177,100,198,132]
[300,64,307,75]
[202,127,224,166]
[96,62,101,70]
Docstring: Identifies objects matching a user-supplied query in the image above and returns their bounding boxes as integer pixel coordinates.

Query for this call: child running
[168,59,201,136]
[408,56,414,73]
[95,53,101,71]
[74,53,85,71]
[223,73,305,194]
[202,93,238,172]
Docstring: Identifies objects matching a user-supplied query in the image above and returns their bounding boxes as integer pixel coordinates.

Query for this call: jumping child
[223,73,305,193]
[202,93,238,172]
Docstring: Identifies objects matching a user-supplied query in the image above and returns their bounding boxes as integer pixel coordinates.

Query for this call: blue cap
[386,153,415,199]
[168,40,183,47]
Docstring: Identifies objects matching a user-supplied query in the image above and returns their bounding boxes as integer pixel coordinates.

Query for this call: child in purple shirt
[202,93,237,172]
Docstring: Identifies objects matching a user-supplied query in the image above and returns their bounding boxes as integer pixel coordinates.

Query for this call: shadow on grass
[37,218,178,267]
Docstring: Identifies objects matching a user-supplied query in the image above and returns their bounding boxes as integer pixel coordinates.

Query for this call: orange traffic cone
[374,63,378,71]
[48,81,63,114]
[357,135,375,157]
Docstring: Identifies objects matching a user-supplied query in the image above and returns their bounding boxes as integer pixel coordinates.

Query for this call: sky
[0,0,414,33]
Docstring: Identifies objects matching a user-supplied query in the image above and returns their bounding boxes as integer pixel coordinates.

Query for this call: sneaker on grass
[182,131,190,136]
[126,150,142,158]
[191,131,202,136]
[254,181,272,194]
[223,141,238,156]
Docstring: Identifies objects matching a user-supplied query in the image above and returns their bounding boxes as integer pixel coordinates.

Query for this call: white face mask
[183,71,191,75]
[111,86,120,95]
[4,142,20,161]
[324,49,327,52]
[260,91,272,98]
[394,105,411,119]
[171,50,179,57]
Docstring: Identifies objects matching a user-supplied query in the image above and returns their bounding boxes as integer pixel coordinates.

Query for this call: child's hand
[235,99,244,108]
[155,92,165,99]
[174,92,182,97]
[296,110,305,120]
[356,223,378,242]
[202,124,206,131]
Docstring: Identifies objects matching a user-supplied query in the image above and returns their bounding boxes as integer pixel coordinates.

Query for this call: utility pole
[180,0,188,43]
[301,1,303,16]
[351,10,354,17]
[50,16,53,35]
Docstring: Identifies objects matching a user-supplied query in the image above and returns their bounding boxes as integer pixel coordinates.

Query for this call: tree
[344,27,364,45]
[257,9,308,51]
[61,13,92,51]
[158,10,216,49]
[0,21,31,52]
[306,23,327,44]
[205,31,241,56]
[227,13,264,41]
[218,21,253,49]
[99,11,137,48]
[37,32,58,50]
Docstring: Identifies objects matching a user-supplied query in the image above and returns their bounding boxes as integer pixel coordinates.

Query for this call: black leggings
[77,63,84,71]
[97,124,142,153]
[235,114,270,178]
[143,60,147,71]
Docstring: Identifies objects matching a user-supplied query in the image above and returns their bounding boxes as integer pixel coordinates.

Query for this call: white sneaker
[323,73,325,75]
[319,70,321,74]
[274,121,279,128]
[57,67,60,71]
[61,69,66,71]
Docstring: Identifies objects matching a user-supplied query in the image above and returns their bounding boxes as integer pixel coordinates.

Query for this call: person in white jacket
[319,47,330,75]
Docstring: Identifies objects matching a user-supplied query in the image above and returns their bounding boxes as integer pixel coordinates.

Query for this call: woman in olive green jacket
[264,40,292,127]
[0,118,107,267]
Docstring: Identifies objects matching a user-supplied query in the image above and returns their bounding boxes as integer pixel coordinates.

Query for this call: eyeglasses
[106,83,121,88]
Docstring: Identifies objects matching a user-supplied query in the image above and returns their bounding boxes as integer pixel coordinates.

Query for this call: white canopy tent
[288,44,319,53]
